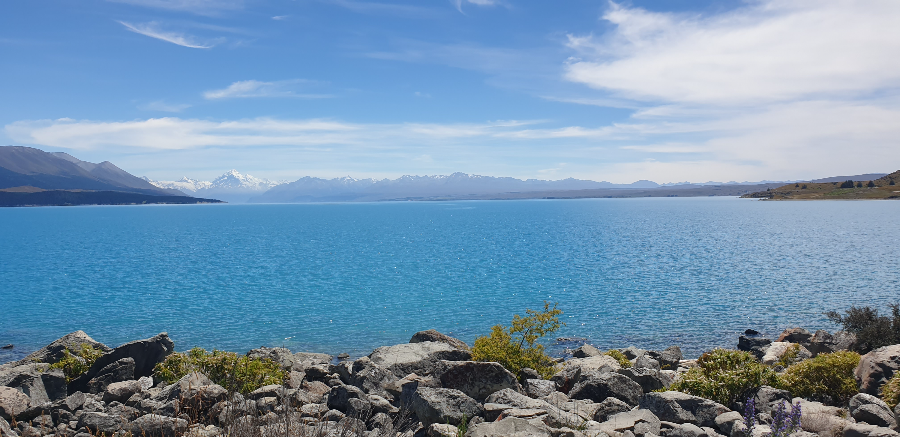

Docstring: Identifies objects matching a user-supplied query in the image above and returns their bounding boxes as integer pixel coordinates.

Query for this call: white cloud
[452,0,500,13]
[203,80,332,99]
[118,21,215,49]
[108,0,242,15]
[564,0,900,105]
[271,15,288,20]
[138,101,191,112]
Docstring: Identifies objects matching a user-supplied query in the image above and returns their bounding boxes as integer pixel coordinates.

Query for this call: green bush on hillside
[48,344,104,382]
[668,349,780,407]
[154,347,286,394]
[471,301,564,380]
[881,372,900,409]
[825,304,900,353]
[779,351,860,405]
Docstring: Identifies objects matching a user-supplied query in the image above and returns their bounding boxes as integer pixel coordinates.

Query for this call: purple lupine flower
[770,400,802,437]
[743,396,757,434]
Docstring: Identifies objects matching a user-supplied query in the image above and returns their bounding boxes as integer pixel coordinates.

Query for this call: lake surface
[1,197,898,362]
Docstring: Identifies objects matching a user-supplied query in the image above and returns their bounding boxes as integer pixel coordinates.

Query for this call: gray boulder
[347,356,397,400]
[369,342,471,378]
[849,393,897,429]
[524,379,555,398]
[777,328,813,344]
[622,347,648,360]
[465,416,552,437]
[593,397,632,422]
[635,355,661,371]
[598,409,661,435]
[618,367,674,392]
[86,357,136,393]
[746,385,791,414]
[0,364,66,405]
[484,388,546,410]
[408,387,482,428]
[13,331,110,366]
[245,347,296,371]
[326,384,367,413]
[568,372,643,405]
[0,417,13,437]
[130,414,188,437]
[669,423,709,437]
[572,345,602,358]
[102,380,143,403]
[551,355,621,393]
[639,391,730,428]
[657,346,683,370]
[410,330,469,350]
[713,411,742,435]
[0,386,30,420]
[437,361,521,401]
[857,345,900,395]
[428,423,460,437]
[77,411,128,434]
[737,336,771,360]
[843,423,900,437]
[70,333,174,393]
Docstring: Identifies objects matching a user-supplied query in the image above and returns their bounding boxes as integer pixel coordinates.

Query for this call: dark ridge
[0,190,224,207]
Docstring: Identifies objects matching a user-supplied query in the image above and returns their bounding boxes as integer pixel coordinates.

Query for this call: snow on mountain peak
[145,170,284,192]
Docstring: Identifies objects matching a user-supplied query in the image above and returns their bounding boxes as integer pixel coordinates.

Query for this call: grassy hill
[742,170,900,200]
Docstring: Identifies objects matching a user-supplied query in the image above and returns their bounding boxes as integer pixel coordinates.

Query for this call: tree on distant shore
[840,180,855,188]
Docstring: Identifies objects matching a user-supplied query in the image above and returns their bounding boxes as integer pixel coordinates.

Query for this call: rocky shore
[1,328,899,437]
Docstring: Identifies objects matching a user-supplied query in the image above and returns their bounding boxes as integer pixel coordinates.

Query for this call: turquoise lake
[1,197,898,362]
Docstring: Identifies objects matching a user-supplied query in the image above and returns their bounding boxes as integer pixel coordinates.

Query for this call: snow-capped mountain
[144,170,284,203]
[251,172,659,203]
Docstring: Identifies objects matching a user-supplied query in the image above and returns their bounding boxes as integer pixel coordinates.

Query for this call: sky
[2,0,899,183]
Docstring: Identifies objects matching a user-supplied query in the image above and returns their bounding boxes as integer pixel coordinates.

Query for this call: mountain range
[144,170,285,203]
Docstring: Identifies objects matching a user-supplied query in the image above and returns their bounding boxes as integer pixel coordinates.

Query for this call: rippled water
[1,197,898,362]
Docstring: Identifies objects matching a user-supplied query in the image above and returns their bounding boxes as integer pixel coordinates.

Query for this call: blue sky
[2,0,899,183]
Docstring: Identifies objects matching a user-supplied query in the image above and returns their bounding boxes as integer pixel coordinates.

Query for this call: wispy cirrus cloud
[108,0,242,15]
[327,0,437,17]
[452,0,502,13]
[203,80,333,100]
[118,21,217,48]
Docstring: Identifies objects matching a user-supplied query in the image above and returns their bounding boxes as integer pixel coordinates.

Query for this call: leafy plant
[776,344,801,368]
[604,349,632,368]
[770,401,802,437]
[825,304,900,353]
[48,344,104,382]
[881,372,900,409]
[471,301,564,379]
[455,414,468,437]
[154,347,286,394]
[779,351,860,405]
[667,349,780,407]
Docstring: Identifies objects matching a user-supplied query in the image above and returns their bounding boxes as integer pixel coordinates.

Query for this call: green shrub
[471,302,564,380]
[779,351,860,405]
[154,347,286,394]
[826,304,900,353]
[881,372,900,409]
[48,344,104,382]
[776,344,801,368]
[604,349,632,368]
[668,349,780,407]
[840,180,855,189]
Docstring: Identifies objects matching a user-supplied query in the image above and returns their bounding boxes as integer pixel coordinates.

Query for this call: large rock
[597,409,661,435]
[465,416,552,437]
[14,331,110,366]
[0,364,66,405]
[70,333,174,393]
[86,357,136,393]
[103,380,143,403]
[572,345,602,358]
[437,361,521,401]
[593,397,632,422]
[639,391,730,428]
[245,347,296,371]
[746,385,791,414]
[484,388,546,410]
[0,386,30,420]
[761,342,811,365]
[130,414,189,437]
[618,367,674,392]
[524,379,555,398]
[326,384,367,413]
[550,355,621,393]
[843,423,900,437]
[346,356,397,400]
[849,393,897,429]
[857,345,900,395]
[657,346,684,370]
[737,336,771,360]
[408,387,482,428]
[77,411,128,434]
[369,341,471,378]
[777,328,813,344]
[568,371,643,406]
[410,330,469,350]
[152,372,227,417]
